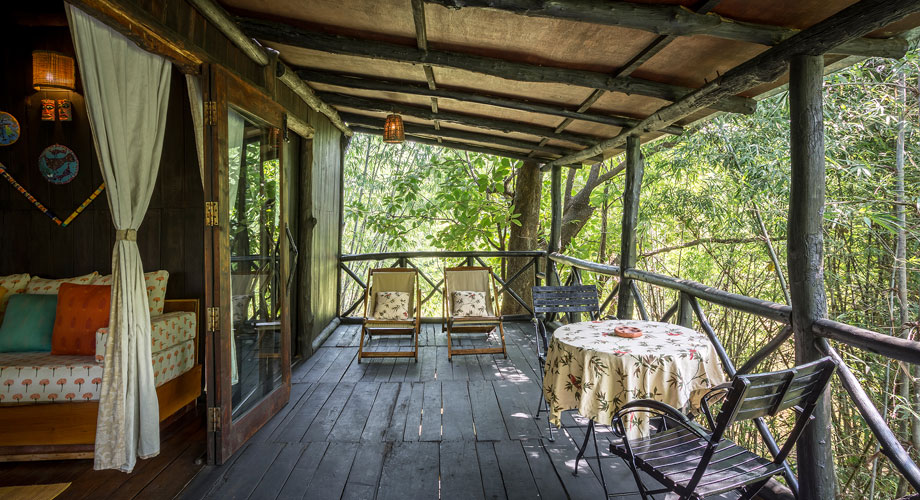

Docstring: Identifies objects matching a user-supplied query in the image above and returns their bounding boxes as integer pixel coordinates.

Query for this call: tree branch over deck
[641,236,786,258]
[545,0,920,168]
[424,0,908,59]
[236,16,756,115]
[350,125,554,162]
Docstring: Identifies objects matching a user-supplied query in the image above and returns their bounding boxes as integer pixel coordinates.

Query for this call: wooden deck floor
[179,321,646,500]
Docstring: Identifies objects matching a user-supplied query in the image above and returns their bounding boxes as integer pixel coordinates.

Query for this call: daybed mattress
[0,339,195,404]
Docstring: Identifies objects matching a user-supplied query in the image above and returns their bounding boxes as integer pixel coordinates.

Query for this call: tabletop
[542,319,727,438]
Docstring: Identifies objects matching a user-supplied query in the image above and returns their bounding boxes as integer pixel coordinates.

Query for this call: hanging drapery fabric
[66,5,172,472]
[185,74,206,189]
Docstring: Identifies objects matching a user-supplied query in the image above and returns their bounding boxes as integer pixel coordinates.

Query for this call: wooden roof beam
[299,69,684,135]
[350,125,556,162]
[236,16,756,115]
[339,112,579,156]
[425,0,909,59]
[319,91,605,146]
[544,0,920,168]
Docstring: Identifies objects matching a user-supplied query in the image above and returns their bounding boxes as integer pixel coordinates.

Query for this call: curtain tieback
[115,229,137,241]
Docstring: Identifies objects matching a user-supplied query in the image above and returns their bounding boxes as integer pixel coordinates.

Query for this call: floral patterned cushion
[373,291,410,321]
[25,272,98,295]
[452,291,488,317]
[95,311,196,364]
[96,270,169,316]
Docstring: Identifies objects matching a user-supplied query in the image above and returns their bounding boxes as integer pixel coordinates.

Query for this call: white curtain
[67,5,172,473]
[185,74,205,189]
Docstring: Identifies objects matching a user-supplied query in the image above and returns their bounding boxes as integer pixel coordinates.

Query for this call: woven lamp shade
[33,51,75,91]
[383,114,405,143]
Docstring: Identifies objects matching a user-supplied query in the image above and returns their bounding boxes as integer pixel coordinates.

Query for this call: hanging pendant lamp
[32,51,76,91]
[383,114,405,143]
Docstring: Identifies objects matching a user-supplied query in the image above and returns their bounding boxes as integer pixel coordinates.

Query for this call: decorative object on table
[613,325,643,338]
[41,99,56,121]
[383,113,404,143]
[32,51,75,91]
[0,111,20,146]
[0,161,105,227]
[38,144,79,184]
[57,99,72,121]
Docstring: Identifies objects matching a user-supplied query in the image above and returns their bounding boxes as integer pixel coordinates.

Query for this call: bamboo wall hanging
[0,162,105,227]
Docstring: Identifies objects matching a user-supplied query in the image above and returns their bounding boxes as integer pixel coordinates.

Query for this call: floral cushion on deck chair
[452,291,488,317]
[373,291,410,321]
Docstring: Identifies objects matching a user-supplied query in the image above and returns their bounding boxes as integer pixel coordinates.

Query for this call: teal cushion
[0,294,58,352]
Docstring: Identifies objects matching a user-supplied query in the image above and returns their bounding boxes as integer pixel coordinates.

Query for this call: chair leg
[358,325,366,363]
[592,422,609,498]
[574,420,594,475]
[446,321,453,361]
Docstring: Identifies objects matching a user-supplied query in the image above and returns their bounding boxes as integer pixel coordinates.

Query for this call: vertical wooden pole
[547,164,563,286]
[788,53,835,499]
[677,292,693,328]
[617,136,643,319]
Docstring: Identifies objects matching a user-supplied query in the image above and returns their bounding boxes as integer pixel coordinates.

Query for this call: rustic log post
[617,136,643,319]
[547,164,563,286]
[677,292,694,327]
[788,53,835,499]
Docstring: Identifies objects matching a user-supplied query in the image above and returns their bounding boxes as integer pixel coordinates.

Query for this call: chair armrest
[612,399,700,438]
[698,383,732,430]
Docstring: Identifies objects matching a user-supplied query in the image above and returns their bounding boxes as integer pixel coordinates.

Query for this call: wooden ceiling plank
[424,0,909,59]
[351,125,557,162]
[545,0,920,168]
[236,16,756,115]
[298,69,683,135]
[320,91,601,146]
[339,112,575,155]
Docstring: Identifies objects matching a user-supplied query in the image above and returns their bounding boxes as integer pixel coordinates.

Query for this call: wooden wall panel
[0,22,204,307]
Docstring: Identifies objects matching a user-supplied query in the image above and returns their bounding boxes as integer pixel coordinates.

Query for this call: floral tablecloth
[543,319,727,438]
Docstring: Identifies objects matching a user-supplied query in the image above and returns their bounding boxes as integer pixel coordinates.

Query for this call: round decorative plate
[38,144,79,184]
[0,111,20,146]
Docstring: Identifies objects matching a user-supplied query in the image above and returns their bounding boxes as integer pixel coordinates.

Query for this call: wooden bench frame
[0,299,203,462]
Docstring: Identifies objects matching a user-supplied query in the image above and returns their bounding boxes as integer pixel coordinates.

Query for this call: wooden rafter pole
[338,112,578,156]
[236,16,756,115]
[298,69,684,135]
[544,0,920,167]
[409,0,443,136]
[320,91,603,146]
[787,53,834,499]
[424,0,908,59]
[547,164,563,286]
[616,136,643,319]
[350,125,554,163]
[186,0,352,136]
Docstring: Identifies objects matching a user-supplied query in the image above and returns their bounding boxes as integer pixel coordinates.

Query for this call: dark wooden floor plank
[440,440,485,500]
[206,441,284,500]
[246,443,306,500]
[521,440,568,499]
[441,380,475,441]
[402,381,424,442]
[362,382,401,442]
[302,383,357,442]
[298,347,338,383]
[417,345,437,382]
[542,438,608,499]
[253,382,317,443]
[493,379,542,440]
[420,381,443,442]
[436,346,453,380]
[341,442,388,500]
[274,441,328,500]
[271,382,336,443]
[328,382,379,442]
[475,442,508,500]
[322,347,359,384]
[493,440,541,500]
[376,441,439,500]
[468,380,508,442]
[302,442,358,500]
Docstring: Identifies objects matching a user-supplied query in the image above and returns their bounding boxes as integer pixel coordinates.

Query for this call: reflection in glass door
[227,108,283,419]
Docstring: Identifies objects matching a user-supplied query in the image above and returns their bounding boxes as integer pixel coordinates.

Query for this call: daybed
[0,273,202,461]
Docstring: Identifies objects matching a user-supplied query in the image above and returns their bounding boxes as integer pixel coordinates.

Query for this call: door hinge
[205,201,219,226]
[207,306,220,332]
[204,101,217,126]
[207,407,221,432]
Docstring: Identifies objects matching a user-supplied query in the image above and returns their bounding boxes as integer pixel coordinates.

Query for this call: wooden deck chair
[442,266,507,360]
[360,268,421,362]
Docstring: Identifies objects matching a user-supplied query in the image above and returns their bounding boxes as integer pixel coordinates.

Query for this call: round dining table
[542,318,727,439]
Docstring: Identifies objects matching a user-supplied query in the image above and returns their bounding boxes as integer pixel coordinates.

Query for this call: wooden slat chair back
[359,267,421,362]
[442,266,507,360]
[610,356,837,500]
[530,285,603,442]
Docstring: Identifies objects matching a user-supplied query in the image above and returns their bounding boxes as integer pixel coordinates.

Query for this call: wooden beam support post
[677,291,694,328]
[787,53,835,499]
[547,164,563,286]
[617,136,643,319]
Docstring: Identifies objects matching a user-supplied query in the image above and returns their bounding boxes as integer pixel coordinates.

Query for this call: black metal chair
[610,356,837,500]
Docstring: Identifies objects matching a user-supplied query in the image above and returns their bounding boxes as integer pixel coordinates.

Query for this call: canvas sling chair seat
[442,266,507,360]
[360,268,421,362]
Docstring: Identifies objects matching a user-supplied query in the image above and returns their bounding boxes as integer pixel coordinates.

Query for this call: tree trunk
[503,160,542,315]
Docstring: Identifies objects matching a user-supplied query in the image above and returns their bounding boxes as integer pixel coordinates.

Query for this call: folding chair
[610,356,837,500]
[442,266,507,360]
[359,267,421,362]
[531,285,601,442]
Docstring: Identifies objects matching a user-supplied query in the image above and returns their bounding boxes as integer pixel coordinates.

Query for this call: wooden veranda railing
[338,250,545,321]
[548,252,920,495]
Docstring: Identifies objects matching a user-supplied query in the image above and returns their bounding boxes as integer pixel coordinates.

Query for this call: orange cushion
[51,283,112,355]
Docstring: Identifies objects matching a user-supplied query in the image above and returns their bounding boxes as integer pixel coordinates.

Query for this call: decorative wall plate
[38,144,79,184]
[0,111,20,146]
[0,161,104,227]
